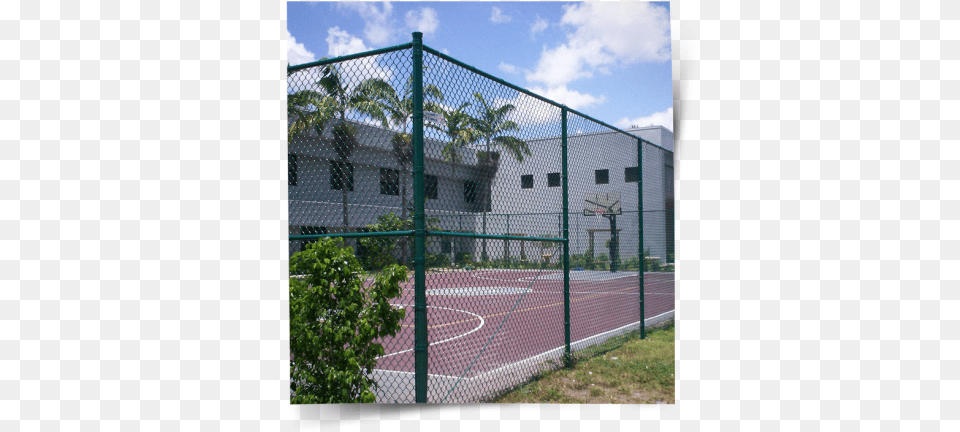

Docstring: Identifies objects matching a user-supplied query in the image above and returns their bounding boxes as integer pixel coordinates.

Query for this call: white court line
[372,369,463,380]
[377,304,485,359]
[471,269,560,283]
[470,309,676,380]
[519,272,641,283]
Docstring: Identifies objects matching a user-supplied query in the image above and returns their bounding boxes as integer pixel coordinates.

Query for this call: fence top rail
[286,42,414,73]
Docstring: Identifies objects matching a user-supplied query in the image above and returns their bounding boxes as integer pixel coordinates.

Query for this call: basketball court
[369,266,675,403]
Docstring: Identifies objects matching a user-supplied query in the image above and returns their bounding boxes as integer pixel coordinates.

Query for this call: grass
[492,320,675,404]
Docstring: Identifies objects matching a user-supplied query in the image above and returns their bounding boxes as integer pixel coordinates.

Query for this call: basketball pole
[608,213,618,273]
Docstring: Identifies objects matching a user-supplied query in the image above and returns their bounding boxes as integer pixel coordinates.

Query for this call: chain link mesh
[288,42,673,403]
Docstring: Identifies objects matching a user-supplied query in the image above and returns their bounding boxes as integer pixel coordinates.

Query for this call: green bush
[289,238,407,404]
[570,252,591,269]
[595,254,609,270]
[426,252,449,269]
[357,212,408,270]
[643,248,663,272]
[622,255,640,270]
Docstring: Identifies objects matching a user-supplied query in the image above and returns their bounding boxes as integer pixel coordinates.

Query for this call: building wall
[289,120,674,266]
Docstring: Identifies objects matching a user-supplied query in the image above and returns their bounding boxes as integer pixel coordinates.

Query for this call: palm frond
[492,135,531,163]
[424,84,444,102]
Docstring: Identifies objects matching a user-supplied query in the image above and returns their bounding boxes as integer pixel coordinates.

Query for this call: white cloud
[498,62,519,74]
[615,107,674,132]
[311,28,393,91]
[287,30,317,66]
[337,2,395,45]
[490,6,511,23]
[526,2,671,88]
[528,85,606,110]
[530,14,548,36]
[405,7,439,36]
[325,27,369,57]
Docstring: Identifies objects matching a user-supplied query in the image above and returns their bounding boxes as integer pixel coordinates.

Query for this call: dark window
[625,166,638,183]
[440,240,452,254]
[426,174,438,200]
[595,169,609,185]
[380,168,400,195]
[464,180,479,203]
[288,154,298,186]
[300,226,326,252]
[520,174,534,189]
[547,172,561,187]
[330,161,354,191]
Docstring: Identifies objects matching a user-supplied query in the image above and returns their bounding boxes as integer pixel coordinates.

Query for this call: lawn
[492,320,675,404]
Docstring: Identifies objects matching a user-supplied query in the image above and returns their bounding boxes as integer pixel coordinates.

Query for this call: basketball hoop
[592,208,605,223]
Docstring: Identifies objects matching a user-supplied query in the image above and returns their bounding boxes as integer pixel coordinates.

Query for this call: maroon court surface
[373,268,675,381]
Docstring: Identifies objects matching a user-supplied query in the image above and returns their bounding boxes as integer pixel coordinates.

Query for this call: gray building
[289,120,674,266]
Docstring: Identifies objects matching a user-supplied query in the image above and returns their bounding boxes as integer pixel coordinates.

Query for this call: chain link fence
[288,33,673,403]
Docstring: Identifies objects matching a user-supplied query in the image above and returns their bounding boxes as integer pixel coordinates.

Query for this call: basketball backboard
[583,192,622,216]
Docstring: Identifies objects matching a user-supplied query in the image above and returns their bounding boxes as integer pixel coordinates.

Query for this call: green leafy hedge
[289,238,407,404]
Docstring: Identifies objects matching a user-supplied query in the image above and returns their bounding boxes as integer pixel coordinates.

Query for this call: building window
[624,166,638,183]
[380,168,400,195]
[595,169,609,185]
[464,180,479,203]
[426,174,438,200]
[300,226,327,252]
[330,161,354,191]
[288,154,298,186]
[520,174,534,189]
[547,172,560,187]
[440,239,452,254]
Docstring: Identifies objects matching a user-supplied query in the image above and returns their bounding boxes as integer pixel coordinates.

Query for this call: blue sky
[287,2,673,131]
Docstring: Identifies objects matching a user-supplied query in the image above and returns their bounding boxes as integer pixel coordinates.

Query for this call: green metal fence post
[561,106,571,366]
[412,32,428,403]
[505,214,510,260]
[638,138,645,340]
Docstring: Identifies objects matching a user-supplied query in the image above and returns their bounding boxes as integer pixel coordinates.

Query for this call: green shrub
[357,212,408,270]
[643,248,663,272]
[622,255,640,270]
[426,252,449,269]
[289,238,407,404]
[595,254,609,270]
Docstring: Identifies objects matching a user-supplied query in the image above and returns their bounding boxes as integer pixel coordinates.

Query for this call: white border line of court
[471,269,560,282]
[377,304,485,359]
[474,309,675,380]
[431,309,676,402]
[370,308,675,403]
[519,271,641,283]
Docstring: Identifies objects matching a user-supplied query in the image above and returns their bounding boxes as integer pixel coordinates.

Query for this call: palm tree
[427,101,480,164]
[365,76,444,224]
[469,93,531,262]
[313,62,390,230]
[288,89,336,140]
[364,77,443,266]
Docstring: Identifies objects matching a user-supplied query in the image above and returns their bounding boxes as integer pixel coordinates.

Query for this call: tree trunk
[478,152,500,263]
[400,161,408,266]
[342,159,349,240]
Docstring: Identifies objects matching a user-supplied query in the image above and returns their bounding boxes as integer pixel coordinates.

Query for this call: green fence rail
[288,32,674,404]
